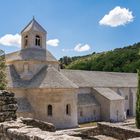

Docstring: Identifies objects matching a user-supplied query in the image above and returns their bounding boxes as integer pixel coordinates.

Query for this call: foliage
[59,42,140,73]
[136,70,140,128]
[0,49,7,90]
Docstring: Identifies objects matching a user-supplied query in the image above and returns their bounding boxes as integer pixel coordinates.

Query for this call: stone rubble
[21,117,56,132]
[0,119,82,140]
[0,90,17,122]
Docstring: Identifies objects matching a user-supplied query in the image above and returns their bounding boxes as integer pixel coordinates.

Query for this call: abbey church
[6,18,137,129]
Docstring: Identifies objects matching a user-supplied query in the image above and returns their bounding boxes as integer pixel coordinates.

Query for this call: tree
[0,49,7,90]
[136,70,140,128]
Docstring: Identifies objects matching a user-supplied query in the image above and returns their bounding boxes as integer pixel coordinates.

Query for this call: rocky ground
[93,135,119,140]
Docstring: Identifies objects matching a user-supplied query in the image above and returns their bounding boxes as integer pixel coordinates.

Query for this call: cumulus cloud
[74,43,90,52]
[0,34,21,47]
[0,34,60,48]
[47,39,60,47]
[99,6,134,27]
[62,48,73,52]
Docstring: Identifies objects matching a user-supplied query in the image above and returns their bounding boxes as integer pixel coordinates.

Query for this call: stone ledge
[97,122,140,139]
[0,119,82,140]
[21,117,55,132]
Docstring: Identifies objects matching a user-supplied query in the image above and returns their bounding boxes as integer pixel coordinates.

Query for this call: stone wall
[0,90,17,122]
[13,88,78,129]
[0,119,81,140]
[97,122,140,140]
[21,117,55,132]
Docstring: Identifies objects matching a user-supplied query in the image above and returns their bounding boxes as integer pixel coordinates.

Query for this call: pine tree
[136,70,140,128]
[0,49,7,90]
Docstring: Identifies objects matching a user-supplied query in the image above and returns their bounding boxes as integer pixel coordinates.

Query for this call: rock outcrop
[0,90,17,122]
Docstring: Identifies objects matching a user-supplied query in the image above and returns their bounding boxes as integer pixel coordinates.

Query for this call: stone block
[21,117,56,132]
[0,90,17,122]
[2,104,18,111]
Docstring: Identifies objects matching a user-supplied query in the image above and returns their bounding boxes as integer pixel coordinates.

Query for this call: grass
[79,121,97,128]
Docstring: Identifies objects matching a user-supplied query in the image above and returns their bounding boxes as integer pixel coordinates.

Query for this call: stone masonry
[0,90,17,122]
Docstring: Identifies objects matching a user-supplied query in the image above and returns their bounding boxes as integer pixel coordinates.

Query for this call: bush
[0,50,7,90]
[136,70,140,128]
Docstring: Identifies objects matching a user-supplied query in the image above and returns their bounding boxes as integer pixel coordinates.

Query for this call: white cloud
[0,34,60,48]
[62,48,73,52]
[47,39,60,47]
[0,34,21,47]
[99,6,134,27]
[74,43,90,52]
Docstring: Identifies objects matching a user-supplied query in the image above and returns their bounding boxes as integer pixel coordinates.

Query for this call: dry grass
[79,121,97,128]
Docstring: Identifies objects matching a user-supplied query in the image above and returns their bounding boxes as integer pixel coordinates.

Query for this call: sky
[0,0,140,59]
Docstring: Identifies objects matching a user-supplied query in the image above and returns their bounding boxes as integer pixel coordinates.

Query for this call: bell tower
[21,17,47,50]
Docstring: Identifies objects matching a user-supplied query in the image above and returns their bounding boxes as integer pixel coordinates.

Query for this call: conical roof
[21,17,46,34]
[6,65,78,89]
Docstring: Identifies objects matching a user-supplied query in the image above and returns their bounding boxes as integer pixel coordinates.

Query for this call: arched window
[35,35,41,46]
[47,105,52,116]
[66,104,71,115]
[24,35,28,47]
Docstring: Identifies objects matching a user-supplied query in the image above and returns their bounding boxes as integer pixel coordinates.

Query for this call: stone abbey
[6,18,137,128]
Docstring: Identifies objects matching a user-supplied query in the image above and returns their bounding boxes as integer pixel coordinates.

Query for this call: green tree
[61,42,140,73]
[136,70,140,128]
[0,49,7,90]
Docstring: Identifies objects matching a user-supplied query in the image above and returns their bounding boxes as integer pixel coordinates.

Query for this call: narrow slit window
[24,35,28,47]
[66,104,71,115]
[48,105,52,116]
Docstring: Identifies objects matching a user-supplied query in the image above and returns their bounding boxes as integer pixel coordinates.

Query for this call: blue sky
[0,0,140,59]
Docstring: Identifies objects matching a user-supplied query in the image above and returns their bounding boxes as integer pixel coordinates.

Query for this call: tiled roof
[61,69,137,88]
[21,18,46,33]
[93,88,124,100]
[6,48,58,62]
[6,65,78,89]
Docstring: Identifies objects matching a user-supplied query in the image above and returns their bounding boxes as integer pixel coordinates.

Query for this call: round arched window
[47,104,52,116]
[35,35,41,46]
[24,35,28,47]
[66,104,71,115]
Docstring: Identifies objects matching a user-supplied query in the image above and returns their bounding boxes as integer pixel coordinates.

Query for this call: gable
[21,18,46,34]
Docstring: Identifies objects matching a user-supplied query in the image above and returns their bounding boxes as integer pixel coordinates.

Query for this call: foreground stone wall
[0,90,17,122]
[0,119,81,140]
[77,122,140,140]
[97,122,140,140]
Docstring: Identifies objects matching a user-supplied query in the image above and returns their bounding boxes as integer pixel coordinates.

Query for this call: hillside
[59,42,140,73]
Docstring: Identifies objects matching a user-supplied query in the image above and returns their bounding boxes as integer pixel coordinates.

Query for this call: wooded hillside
[59,42,140,73]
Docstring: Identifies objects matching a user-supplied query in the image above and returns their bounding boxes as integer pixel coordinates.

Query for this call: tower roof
[21,17,46,34]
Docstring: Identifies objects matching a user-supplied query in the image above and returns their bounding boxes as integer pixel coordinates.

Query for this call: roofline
[61,69,137,75]
[21,18,46,34]
[92,88,125,101]
[6,59,59,64]
[21,19,33,33]
[7,87,78,90]
[77,86,137,88]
